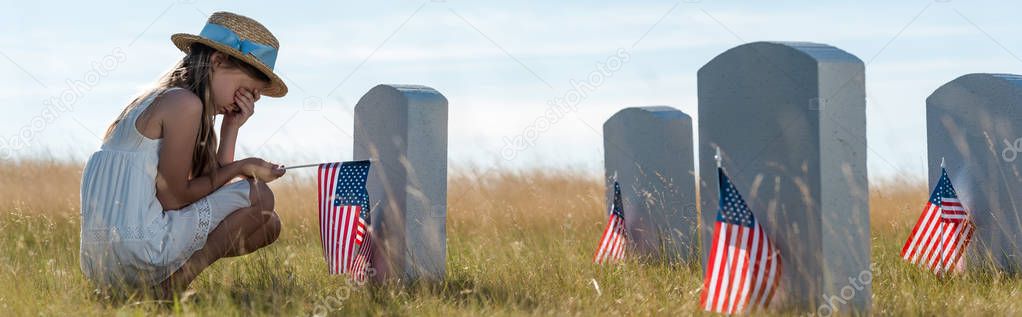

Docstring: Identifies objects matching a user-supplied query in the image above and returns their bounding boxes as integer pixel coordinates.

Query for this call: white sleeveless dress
[79,87,252,288]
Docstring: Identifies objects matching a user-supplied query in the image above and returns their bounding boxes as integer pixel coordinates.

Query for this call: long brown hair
[104,43,268,179]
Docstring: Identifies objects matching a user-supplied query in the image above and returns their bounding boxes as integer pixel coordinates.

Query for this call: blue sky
[2,0,1022,181]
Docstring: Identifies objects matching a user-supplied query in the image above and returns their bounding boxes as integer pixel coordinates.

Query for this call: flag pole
[284,163,320,170]
[284,159,377,170]
[714,146,722,168]
[940,157,945,168]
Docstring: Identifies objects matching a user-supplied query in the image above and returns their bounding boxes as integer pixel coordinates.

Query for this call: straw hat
[171,11,288,97]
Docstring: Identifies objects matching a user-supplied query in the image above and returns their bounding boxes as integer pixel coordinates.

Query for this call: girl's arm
[218,124,238,166]
[154,89,279,210]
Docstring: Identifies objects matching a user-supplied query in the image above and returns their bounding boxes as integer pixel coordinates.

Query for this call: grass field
[1,160,1021,316]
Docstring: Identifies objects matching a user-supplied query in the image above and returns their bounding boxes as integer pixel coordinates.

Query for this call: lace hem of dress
[185,197,213,253]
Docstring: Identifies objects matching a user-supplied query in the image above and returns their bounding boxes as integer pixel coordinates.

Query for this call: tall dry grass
[1,160,1020,316]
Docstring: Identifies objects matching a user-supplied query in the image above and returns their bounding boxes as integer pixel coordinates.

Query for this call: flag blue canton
[716,168,755,228]
[359,200,371,222]
[611,181,624,218]
[929,168,958,205]
[333,160,371,212]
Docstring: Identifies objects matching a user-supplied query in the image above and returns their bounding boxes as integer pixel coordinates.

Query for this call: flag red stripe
[699,221,722,309]
[332,206,342,273]
[758,226,776,307]
[342,206,358,272]
[949,223,974,273]
[716,224,738,312]
[903,203,938,262]
[347,207,361,271]
[923,222,947,270]
[350,231,373,282]
[318,165,327,271]
[937,222,964,273]
[606,220,621,262]
[339,206,349,272]
[729,225,747,312]
[734,225,760,313]
[763,247,780,307]
[611,223,626,260]
[339,205,351,273]
[329,163,342,273]
[744,225,765,311]
[940,223,956,270]
[593,216,616,263]
[929,223,950,272]
[901,202,933,258]
[728,226,752,314]
[709,223,730,311]
[329,202,340,273]
[319,164,331,272]
[914,204,944,264]
[594,215,626,264]
[610,220,626,260]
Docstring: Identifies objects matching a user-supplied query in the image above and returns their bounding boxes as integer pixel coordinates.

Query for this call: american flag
[700,167,781,314]
[900,164,975,275]
[594,180,626,264]
[349,200,374,282]
[317,160,371,275]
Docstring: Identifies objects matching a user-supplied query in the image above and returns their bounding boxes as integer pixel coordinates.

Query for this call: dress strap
[118,87,184,147]
[124,87,192,127]
[129,87,179,118]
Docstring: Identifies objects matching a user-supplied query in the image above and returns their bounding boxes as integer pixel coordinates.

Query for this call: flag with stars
[700,167,781,314]
[900,163,975,276]
[593,180,626,264]
[317,160,371,275]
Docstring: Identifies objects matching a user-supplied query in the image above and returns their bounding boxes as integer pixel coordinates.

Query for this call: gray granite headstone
[927,73,1022,272]
[603,106,698,263]
[354,84,448,282]
[698,42,870,313]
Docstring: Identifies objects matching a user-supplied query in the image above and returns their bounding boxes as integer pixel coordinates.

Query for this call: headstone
[603,106,698,262]
[927,73,1022,272]
[698,42,870,313]
[354,84,448,282]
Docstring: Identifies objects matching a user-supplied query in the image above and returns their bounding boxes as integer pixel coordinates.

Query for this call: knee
[264,212,281,244]
[247,179,275,212]
[231,209,281,253]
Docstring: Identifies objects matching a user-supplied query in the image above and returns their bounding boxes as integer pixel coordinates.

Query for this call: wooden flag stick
[284,163,320,170]
[714,146,722,168]
[285,159,377,170]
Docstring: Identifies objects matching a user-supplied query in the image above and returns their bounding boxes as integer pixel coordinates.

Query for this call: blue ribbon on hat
[198,22,278,69]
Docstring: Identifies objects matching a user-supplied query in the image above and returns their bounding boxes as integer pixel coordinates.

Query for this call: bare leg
[158,179,281,297]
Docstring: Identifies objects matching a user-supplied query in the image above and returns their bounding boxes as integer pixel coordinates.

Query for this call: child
[79,11,288,297]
